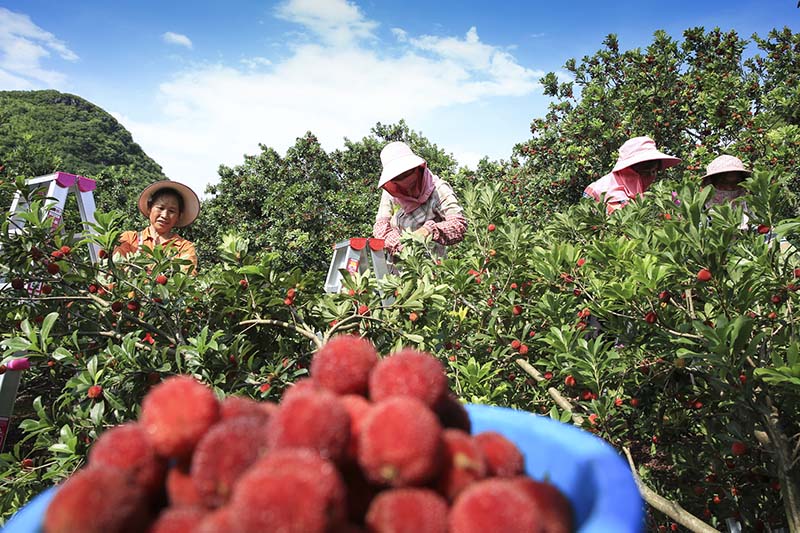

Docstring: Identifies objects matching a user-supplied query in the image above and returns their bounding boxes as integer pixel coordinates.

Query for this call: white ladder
[8,172,100,263]
[0,358,30,452]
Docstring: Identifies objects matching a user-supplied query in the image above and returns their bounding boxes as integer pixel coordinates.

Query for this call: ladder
[325,238,395,304]
[7,172,100,263]
[0,358,30,452]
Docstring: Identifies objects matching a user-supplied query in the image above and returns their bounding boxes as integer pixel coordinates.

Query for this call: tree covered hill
[0,90,166,220]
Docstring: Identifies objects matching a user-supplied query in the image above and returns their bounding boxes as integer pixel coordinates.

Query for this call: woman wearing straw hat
[114,180,201,274]
[373,142,467,259]
[583,136,681,214]
[700,154,751,208]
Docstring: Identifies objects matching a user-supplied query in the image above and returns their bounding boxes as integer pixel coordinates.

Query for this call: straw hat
[612,136,681,173]
[378,142,426,187]
[137,180,200,228]
[700,155,751,186]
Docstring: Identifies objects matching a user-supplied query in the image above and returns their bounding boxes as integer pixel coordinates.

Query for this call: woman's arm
[373,191,403,254]
[113,231,138,258]
[423,181,468,245]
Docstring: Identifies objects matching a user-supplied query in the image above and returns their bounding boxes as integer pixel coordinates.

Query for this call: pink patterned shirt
[373,177,467,256]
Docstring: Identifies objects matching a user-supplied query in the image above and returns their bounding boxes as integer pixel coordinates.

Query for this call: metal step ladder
[325,238,396,305]
[0,358,30,452]
[7,171,100,264]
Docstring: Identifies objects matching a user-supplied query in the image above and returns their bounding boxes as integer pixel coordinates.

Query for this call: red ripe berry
[366,488,449,533]
[43,467,150,533]
[287,288,297,299]
[21,458,34,469]
[140,375,220,459]
[30,247,44,260]
[518,344,529,355]
[149,507,206,533]
[614,397,624,407]
[60,245,71,255]
[47,262,61,275]
[155,274,168,285]
[436,430,488,501]
[311,335,378,396]
[88,423,164,495]
[369,349,448,408]
[87,385,103,399]
[757,224,770,234]
[510,283,518,290]
[358,304,370,315]
[510,340,521,350]
[771,294,783,304]
[487,223,496,232]
[51,250,64,260]
[564,375,576,387]
[358,397,443,486]
[127,300,140,312]
[795,267,800,278]
[739,374,747,384]
[111,301,123,313]
[473,431,524,477]
[573,288,582,296]
[644,311,657,324]
[768,311,778,320]
[543,371,553,380]
[658,290,671,302]
[88,284,98,293]
[630,398,640,407]
[284,297,294,306]
[41,284,52,295]
[408,312,419,322]
[693,400,703,410]
[697,268,712,282]
[98,249,108,259]
[576,257,586,267]
[239,279,248,289]
[512,305,522,315]
[731,441,747,456]
[11,278,24,290]
[267,389,351,462]
[580,390,593,401]
[449,479,544,532]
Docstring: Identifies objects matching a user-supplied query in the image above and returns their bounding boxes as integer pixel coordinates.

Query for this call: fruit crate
[4,403,643,532]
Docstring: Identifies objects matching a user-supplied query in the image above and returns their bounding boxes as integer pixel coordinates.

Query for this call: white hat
[700,155,751,186]
[138,180,200,228]
[378,142,426,187]
[612,136,681,173]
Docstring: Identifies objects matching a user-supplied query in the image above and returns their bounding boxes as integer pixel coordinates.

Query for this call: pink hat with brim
[612,136,681,173]
[378,142,426,187]
[700,155,751,186]
[137,180,201,228]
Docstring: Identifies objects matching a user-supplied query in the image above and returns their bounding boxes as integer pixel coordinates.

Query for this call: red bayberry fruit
[449,478,544,533]
[630,398,640,407]
[510,340,521,350]
[88,423,165,495]
[311,335,378,396]
[51,250,64,260]
[21,458,34,469]
[644,311,657,324]
[87,385,103,399]
[11,278,24,290]
[436,429,487,501]
[518,344,529,355]
[366,488,449,533]
[474,431,524,478]
[192,417,271,507]
[358,397,443,487]
[564,375,576,387]
[369,349,448,408]
[219,395,275,422]
[111,301,123,313]
[697,268,712,282]
[127,300,140,312]
[512,305,522,315]
[576,257,586,267]
[267,389,350,462]
[47,262,60,275]
[658,290,671,302]
[409,312,419,322]
[149,507,207,533]
[284,297,294,306]
[44,468,150,533]
[757,224,770,234]
[358,304,370,315]
[166,463,203,507]
[731,441,747,456]
[487,224,496,232]
[60,245,71,255]
[239,279,248,289]
[155,274,168,285]
[140,375,220,459]
[512,477,575,533]
[543,371,553,380]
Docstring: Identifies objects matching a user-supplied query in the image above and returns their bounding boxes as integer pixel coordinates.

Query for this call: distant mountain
[0,90,167,219]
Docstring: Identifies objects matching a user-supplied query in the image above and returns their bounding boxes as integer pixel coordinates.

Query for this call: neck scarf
[387,166,437,213]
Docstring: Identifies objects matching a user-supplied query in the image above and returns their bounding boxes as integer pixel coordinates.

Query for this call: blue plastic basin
[4,403,643,532]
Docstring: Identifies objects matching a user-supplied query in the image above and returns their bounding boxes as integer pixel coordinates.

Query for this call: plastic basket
[4,404,643,532]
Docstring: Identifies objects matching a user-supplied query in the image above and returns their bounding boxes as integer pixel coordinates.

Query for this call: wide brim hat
[612,136,681,173]
[378,141,426,187]
[700,155,751,186]
[137,180,200,228]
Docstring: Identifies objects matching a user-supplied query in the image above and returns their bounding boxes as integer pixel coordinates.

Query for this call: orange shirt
[114,226,198,274]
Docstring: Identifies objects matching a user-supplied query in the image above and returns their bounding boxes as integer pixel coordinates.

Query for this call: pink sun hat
[612,136,681,173]
[378,142,426,187]
[700,155,751,186]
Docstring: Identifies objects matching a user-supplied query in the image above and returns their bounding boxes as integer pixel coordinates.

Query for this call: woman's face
[148,194,182,236]
[631,160,661,178]
[384,166,423,197]
[710,171,745,191]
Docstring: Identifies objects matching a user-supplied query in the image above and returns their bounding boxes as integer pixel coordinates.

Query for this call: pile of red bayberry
[43,335,574,533]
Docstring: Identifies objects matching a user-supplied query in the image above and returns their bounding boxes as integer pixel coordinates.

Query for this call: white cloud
[0,7,77,88]
[162,32,193,49]
[240,56,272,69]
[275,0,378,46]
[123,22,543,197]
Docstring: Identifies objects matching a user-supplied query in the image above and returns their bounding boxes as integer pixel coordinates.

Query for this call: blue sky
[1,0,797,196]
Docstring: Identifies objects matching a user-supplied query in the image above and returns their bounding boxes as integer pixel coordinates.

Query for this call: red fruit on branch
[357,304,370,316]
[30,247,44,260]
[239,279,248,289]
[576,258,586,267]
[487,224,496,232]
[87,385,103,399]
[284,298,294,306]
[11,278,24,290]
[771,294,783,304]
[731,441,747,456]
[658,290,671,302]
[21,458,34,469]
[510,340,521,350]
[696,268,712,282]
[111,301,123,313]
[60,245,72,255]
[88,284,98,293]
[518,344,529,355]
[757,224,770,234]
[127,301,140,312]
[47,262,61,275]
[512,305,522,316]
[644,311,657,324]
[155,274,168,285]
[98,248,108,259]
[408,312,419,322]
[41,284,52,295]
[564,375,576,387]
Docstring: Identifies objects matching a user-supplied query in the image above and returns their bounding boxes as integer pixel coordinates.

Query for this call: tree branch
[237,318,322,350]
